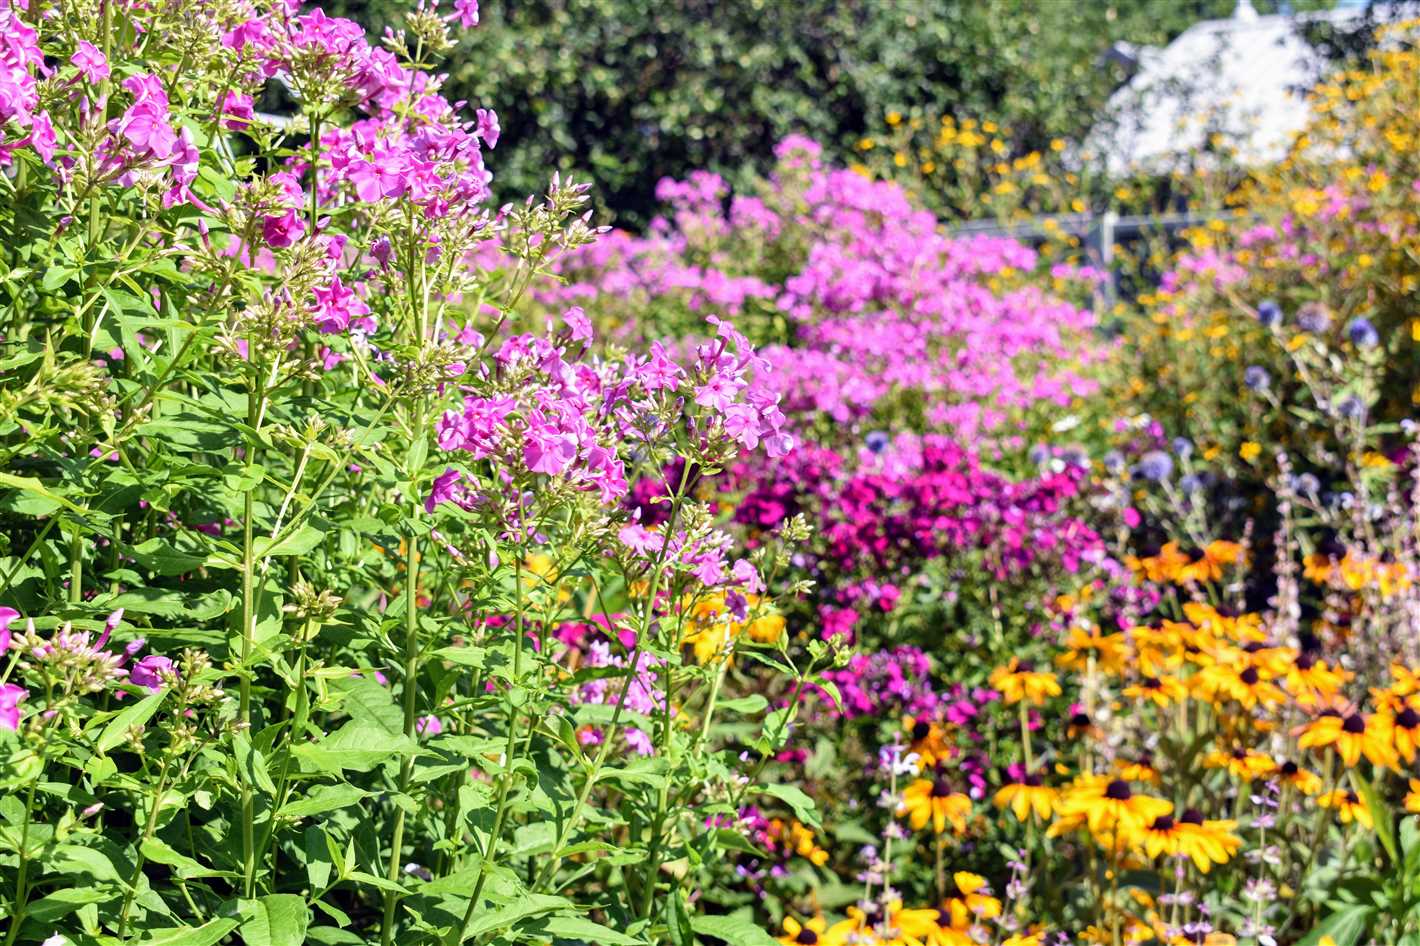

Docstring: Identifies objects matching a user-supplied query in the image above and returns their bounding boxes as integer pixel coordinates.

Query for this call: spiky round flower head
[1244,365,1270,391]
[1134,450,1173,482]
[1296,302,1333,334]
[1336,395,1366,421]
[1347,317,1380,349]
[1255,299,1282,327]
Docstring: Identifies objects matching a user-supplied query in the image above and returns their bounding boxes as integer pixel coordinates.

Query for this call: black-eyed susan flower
[1391,703,1420,763]
[1285,651,1348,705]
[1298,711,1398,768]
[1114,754,1161,784]
[993,769,1057,822]
[777,916,835,946]
[1123,674,1188,707]
[1175,809,1241,873]
[904,715,952,769]
[1277,760,1323,795]
[1405,778,1420,814]
[1056,776,1172,835]
[1056,625,1128,674]
[939,871,1002,928]
[1179,540,1245,582]
[1389,661,1420,697]
[989,658,1062,706]
[1318,789,1373,828]
[899,775,973,835]
[1131,813,1187,858]
[1204,747,1278,781]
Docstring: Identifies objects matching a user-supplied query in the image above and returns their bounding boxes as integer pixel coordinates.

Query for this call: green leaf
[129,537,207,576]
[690,913,778,946]
[1298,904,1376,946]
[717,695,768,715]
[278,784,368,819]
[1352,771,1397,864]
[239,894,310,946]
[255,524,328,560]
[0,472,84,516]
[292,722,417,773]
[460,894,569,939]
[536,915,644,946]
[94,690,167,753]
[25,885,119,922]
[134,918,240,946]
[140,838,236,880]
[758,783,820,829]
[235,732,278,794]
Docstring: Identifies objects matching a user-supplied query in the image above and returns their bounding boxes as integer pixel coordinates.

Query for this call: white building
[1088,0,1404,175]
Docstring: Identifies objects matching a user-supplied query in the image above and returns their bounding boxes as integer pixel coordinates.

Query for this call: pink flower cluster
[814,645,938,720]
[432,312,791,511]
[537,137,1105,440]
[730,434,1103,584]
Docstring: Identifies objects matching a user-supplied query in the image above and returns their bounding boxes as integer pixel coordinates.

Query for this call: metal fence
[949,210,1247,310]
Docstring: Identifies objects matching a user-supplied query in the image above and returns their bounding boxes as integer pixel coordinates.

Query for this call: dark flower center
[1239,667,1260,685]
[1345,791,1360,805]
[1295,652,1317,670]
[796,930,819,945]
[931,778,954,798]
[912,721,932,741]
[1070,712,1090,727]
[1398,708,1420,729]
[1104,780,1132,801]
[1150,815,1175,831]
[1142,676,1162,689]
[1016,660,1035,673]
[1280,761,1299,776]
[1231,748,1248,760]
[1023,773,1043,787]
[1342,714,1366,734]
[1180,809,1204,824]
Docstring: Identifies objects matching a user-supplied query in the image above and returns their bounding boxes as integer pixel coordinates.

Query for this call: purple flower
[1296,302,1332,334]
[129,654,175,692]
[1244,365,1270,390]
[1134,450,1173,482]
[425,468,465,513]
[262,208,305,248]
[475,107,499,148]
[453,0,480,29]
[0,683,26,731]
[0,606,17,652]
[1255,299,1282,327]
[71,41,109,83]
[1347,317,1379,348]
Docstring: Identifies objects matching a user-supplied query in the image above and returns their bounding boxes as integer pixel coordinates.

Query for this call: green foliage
[335,0,1300,228]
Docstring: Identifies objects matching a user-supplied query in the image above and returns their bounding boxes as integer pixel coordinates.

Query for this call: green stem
[238,372,264,899]
[380,516,423,946]
[117,753,173,936]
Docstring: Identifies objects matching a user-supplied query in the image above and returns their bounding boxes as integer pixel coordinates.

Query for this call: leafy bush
[332,0,1290,228]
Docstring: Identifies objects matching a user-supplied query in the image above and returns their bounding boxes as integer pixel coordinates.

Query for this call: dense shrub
[330,0,1301,228]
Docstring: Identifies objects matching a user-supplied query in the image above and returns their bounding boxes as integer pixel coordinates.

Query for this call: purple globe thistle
[1244,365,1270,391]
[1171,437,1193,459]
[1347,317,1379,349]
[1296,302,1332,334]
[865,430,890,454]
[1255,299,1282,327]
[1336,395,1366,420]
[1135,450,1173,482]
